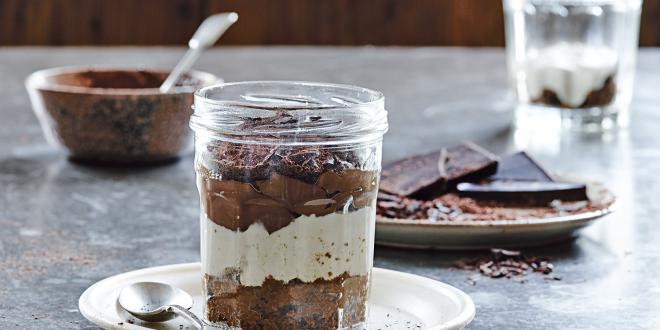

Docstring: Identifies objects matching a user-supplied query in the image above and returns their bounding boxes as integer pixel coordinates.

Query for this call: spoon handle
[159,48,201,93]
[167,304,205,329]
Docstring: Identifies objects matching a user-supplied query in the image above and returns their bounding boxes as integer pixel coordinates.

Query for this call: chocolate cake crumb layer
[205,272,368,330]
[532,76,616,108]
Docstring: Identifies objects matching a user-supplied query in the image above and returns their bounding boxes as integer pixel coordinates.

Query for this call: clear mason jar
[191,81,388,329]
[504,0,642,131]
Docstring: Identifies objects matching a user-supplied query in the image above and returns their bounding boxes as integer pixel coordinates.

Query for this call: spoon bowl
[118,282,194,323]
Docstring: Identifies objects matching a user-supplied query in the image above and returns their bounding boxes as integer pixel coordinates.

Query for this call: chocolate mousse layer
[199,169,377,233]
[533,76,616,108]
[198,142,378,233]
[205,272,368,330]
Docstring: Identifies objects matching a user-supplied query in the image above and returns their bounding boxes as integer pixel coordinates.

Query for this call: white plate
[376,181,616,250]
[79,263,475,330]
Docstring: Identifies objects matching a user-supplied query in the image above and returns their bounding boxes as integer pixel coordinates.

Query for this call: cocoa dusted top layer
[198,134,379,233]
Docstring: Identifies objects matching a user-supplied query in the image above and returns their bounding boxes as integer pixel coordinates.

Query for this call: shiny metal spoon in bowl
[118,282,204,329]
[159,12,239,93]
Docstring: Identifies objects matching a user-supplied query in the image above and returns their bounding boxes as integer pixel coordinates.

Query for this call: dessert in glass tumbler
[191,81,388,329]
[525,43,618,108]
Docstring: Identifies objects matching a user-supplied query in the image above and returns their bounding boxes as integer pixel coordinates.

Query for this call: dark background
[1,0,658,46]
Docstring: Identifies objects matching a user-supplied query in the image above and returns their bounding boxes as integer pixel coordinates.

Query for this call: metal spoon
[118,282,204,329]
[159,12,239,93]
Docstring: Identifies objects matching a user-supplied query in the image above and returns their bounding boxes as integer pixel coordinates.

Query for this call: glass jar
[191,81,388,329]
[504,0,642,131]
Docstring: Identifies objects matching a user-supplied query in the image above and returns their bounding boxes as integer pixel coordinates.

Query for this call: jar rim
[191,80,388,146]
[194,80,385,109]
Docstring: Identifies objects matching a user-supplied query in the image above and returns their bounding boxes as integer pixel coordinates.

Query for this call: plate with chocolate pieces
[376,143,616,250]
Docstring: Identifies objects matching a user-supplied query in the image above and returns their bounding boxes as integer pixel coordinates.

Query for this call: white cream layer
[525,43,618,107]
[201,206,375,287]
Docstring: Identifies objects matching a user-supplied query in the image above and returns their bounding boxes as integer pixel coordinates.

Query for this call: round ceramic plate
[79,263,475,330]
[376,181,616,250]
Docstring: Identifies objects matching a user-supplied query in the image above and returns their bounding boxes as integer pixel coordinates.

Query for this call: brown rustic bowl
[26,66,219,164]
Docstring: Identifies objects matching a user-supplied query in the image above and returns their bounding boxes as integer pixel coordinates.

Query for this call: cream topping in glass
[525,43,618,107]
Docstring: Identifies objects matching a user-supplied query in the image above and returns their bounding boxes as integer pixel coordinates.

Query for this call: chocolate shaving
[452,249,557,282]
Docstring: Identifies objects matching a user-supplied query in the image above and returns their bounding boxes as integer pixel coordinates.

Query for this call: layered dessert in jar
[191,82,388,329]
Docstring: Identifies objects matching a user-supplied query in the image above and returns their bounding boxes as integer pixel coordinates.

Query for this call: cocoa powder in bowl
[26,67,219,164]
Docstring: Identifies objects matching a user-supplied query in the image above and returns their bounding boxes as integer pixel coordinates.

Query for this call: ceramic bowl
[26,66,219,164]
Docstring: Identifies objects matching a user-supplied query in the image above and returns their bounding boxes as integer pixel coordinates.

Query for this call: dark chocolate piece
[456,181,588,205]
[379,148,448,197]
[444,143,499,191]
[380,143,498,199]
[490,151,554,182]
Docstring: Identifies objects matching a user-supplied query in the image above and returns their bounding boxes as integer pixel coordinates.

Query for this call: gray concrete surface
[1,47,658,329]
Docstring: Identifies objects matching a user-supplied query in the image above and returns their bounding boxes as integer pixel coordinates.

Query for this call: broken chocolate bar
[380,142,498,199]
[379,148,448,198]
[444,143,499,190]
[490,151,554,182]
[456,181,588,205]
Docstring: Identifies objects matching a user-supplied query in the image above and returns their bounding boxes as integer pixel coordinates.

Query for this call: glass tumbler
[191,81,388,329]
[504,0,642,131]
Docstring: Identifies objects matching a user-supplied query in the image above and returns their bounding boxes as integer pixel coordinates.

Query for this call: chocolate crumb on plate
[453,248,556,282]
